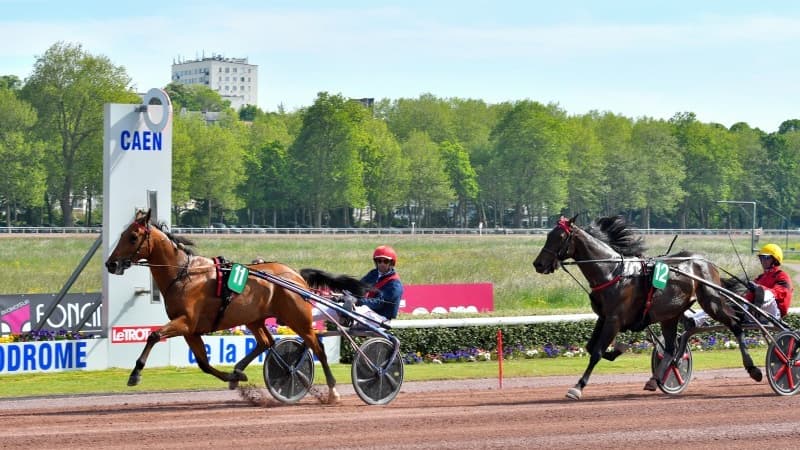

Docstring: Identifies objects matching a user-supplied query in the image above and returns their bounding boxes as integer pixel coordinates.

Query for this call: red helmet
[373,245,398,265]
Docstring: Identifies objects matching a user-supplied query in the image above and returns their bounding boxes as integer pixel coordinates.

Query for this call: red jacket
[746,266,794,316]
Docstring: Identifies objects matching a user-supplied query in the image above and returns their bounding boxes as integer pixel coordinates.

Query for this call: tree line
[2,41,799,230]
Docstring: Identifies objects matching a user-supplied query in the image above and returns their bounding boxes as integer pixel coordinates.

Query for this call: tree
[671,112,737,228]
[491,101,569,227]
[171,113,199,225]
[564,114,607,218]
[0,89,45,225]
[402,131,454,226]
[0,75,22,91]
[188,112,247,224]
[359,119,407,226]
[238,104,263,122]
[382,93,456,143]
[20,42,139,226]
[242,112,294,226]
[164,82,231,112]
[288,92,367,227]
[440,140,478,227]
[630,118,686,228]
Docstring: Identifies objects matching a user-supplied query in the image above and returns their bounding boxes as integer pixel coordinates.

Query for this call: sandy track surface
[3,369,800,450]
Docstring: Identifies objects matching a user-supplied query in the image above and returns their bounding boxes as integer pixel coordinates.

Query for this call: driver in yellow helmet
[744,243,793,318]
[684,243,793,330]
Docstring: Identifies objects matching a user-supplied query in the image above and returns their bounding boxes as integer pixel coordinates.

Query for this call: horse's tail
[300,268,368,297]
[721,275,748,295]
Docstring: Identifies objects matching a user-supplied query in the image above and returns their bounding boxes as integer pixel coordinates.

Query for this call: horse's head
[105,209,152,275]
[533,214,578,274]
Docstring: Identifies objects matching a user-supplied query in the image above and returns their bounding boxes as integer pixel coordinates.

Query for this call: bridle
[125,221,152,267]
[543,219,624,295]
[540,219,575,262]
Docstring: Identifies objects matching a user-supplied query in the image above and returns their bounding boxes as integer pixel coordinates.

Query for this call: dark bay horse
[532,215,762,399]
[105,210,364,404]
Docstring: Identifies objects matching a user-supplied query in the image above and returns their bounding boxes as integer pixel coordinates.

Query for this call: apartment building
[171,54,258,111]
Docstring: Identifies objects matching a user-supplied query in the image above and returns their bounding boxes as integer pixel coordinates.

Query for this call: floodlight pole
[717,200,757,253]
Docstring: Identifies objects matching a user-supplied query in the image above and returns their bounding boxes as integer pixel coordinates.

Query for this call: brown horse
[532,215,762,399]
[104,209,359,404]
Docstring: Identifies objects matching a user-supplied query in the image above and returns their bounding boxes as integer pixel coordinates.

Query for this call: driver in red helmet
[357,245,404,321]
[312,245,403,327]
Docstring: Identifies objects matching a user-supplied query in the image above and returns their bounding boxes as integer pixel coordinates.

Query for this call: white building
[171,54,258,111]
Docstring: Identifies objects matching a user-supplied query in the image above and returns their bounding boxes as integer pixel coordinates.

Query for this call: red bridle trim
[557,217,572,234]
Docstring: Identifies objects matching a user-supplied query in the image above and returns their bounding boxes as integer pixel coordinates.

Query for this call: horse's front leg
[128,330,162,386]
[183,334,248,389]
[128,320,186,386]
[568,317,620,400]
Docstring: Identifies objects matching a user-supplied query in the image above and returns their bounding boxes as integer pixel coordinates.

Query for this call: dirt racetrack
[3,368,800,449]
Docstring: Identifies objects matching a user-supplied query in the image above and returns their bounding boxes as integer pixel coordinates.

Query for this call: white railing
[2,226,798,237]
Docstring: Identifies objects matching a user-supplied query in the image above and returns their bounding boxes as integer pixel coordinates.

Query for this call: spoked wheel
[262,338,315,404]
[650,335,693,395]
[766,330,800,396]
[351,337,404,405]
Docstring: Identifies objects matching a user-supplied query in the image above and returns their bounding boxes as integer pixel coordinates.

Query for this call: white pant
[312,303,388,328]
[690,289,779,326]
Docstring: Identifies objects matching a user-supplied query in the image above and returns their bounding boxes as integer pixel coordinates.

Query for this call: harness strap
[591,275,621,292]
[365,273,400,298]
[212,257,234,330]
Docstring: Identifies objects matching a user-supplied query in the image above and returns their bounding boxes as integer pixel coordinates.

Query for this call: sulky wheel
[351,337,404,405]
[766,330,800,396]
[650,335,693,395]
[262,337,315,404]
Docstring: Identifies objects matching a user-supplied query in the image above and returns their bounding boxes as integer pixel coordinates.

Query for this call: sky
[2,0,800,132]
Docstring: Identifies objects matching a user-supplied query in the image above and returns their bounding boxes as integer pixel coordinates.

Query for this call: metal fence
[1,225,799,238]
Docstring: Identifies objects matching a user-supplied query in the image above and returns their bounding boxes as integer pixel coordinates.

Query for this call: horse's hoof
[327,388,341,405]
[643,378,658,391]
[127,375,140,387]
[228,379,239,390]
[565,387,582,400]
[748,366,763,382]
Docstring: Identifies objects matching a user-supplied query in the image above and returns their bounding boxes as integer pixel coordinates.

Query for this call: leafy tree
[592,112,634,217]
[288,92,367,227]
[20,42,139,226]
[188,112,247,224]
[440,140,478,226]
[242,112,294,226]
[0,89,45,225]
[382,93,456,144]
[238,104,263,122]
[359,119,408,226]
[0,75,22,91]
[671,112,737,228]
[164,81,231,112]
[402,131,454,226]
[564,114,607,218]
[171,113,199,225]
[491,101,569,227]
[762,131,800,227]
[630,118,685,228]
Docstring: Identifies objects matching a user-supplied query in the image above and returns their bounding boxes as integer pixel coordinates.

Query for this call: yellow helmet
[758,243,783,265]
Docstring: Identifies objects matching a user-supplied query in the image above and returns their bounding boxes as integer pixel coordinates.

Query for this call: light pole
[716,200,757,253]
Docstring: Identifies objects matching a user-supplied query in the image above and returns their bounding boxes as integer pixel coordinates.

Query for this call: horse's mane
[154,222,196,255]
[585,216,647,257]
